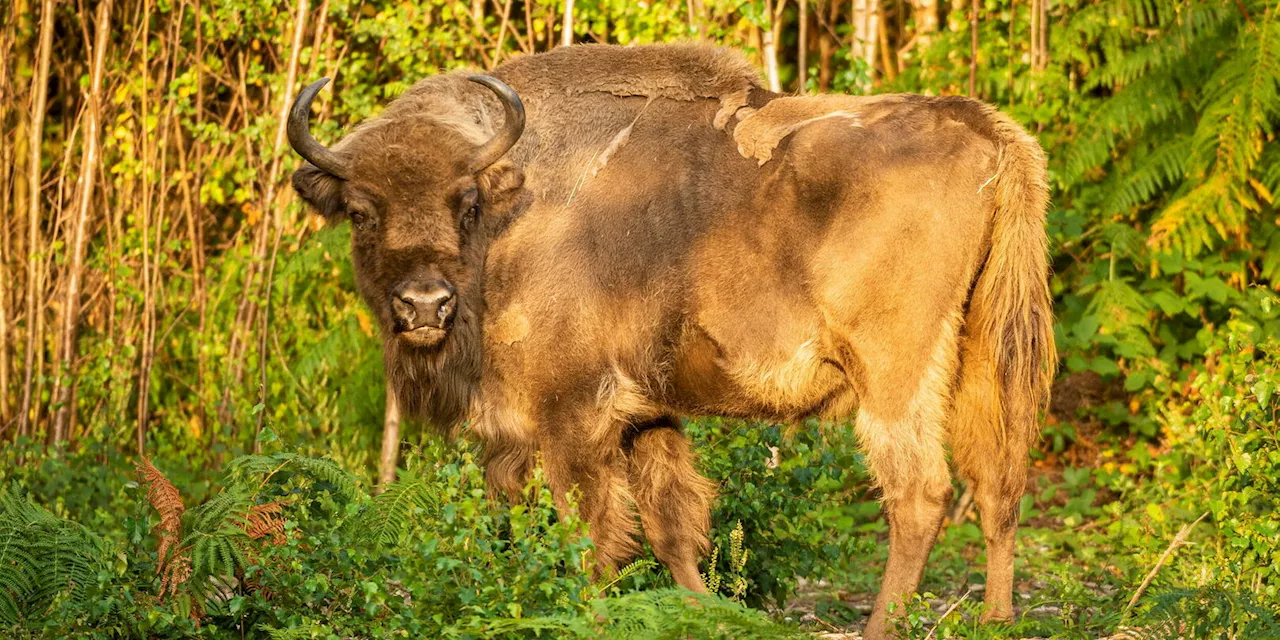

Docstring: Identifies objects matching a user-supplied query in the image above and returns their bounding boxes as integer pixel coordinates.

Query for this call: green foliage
[1154,318,1280,600]
[689,419,875,607]
[0,488,107,627]
[0,441,822,638]
[1139,587,1280,639]
[484,589,806,639]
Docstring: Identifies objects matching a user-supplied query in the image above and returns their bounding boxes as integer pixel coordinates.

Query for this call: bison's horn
[288,78,350,180]
[467,75,526,172]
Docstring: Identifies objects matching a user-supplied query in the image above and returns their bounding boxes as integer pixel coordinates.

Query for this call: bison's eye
[457,187,481,232]
[349,210,374,230]
[461,203,480,231]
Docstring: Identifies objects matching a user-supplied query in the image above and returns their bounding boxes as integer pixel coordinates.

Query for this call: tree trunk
[797,0,807,92]
[50,0,113,445]
[763,0,783,92]
[378,385,402,492]
[877,1,897,81]
[851,0,879,92]
[686,0,704,37]
[19,0,55,442]
[253,0,311,452]
[1038,0,1049,71]
[560,0,574,46]
[968,0,978,97]
[908,0,937,46]
[0,4,20,433]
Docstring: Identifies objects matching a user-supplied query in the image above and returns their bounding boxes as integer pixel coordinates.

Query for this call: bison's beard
[383,289,482,433]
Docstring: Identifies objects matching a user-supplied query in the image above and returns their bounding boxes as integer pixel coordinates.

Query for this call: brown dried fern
[136,458,189,596]
[242,501,286,545]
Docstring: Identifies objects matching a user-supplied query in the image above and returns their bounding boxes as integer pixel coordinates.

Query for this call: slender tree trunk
[523,0,535,54]
[51,0,112,445]
[851,0,879,92]
[19,0,55,442]
[135,0,157,454]
[1038,0,1049,70]
[494,0,514,61]
[763,0,784,92]
[560,0,574,46]
[0,7,19,434]
[877,0,897,81]
[254,0,311,450]
[908,0,937,46]
[968,0,978,97]
[685,0,704,37]
[797,0,807,92]
[378,385,401,492]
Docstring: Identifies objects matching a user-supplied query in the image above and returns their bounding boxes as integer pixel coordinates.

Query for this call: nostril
[390,296,417,331]
[437,295,458,324]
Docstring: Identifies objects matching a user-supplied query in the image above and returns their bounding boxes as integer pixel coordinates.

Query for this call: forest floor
[779,440,1147,639]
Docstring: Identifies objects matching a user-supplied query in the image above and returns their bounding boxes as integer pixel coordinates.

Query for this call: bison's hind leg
[856,321,961,640]
[626,417,716,593]
[857,408,954,639]
[949,340,1030,623]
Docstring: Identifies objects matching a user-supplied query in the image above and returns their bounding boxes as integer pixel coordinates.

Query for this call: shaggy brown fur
[290,43,1055,640]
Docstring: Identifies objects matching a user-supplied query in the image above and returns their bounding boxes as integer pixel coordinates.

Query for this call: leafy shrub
[689,418,877,607]
[1155,318,1280,603]
[0,439,801,639]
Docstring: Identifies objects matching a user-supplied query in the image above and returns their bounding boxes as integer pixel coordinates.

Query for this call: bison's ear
[292,164,345,220]
[477,160,524,200]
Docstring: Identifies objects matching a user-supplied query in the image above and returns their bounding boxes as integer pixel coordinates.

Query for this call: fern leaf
[0,486,106,625]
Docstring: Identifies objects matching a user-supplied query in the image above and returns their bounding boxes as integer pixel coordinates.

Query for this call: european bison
[288,44,1054,638]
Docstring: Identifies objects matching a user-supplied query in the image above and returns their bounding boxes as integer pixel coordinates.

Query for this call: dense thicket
[2,0,1280,637]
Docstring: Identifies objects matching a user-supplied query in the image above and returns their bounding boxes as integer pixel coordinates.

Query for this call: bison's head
[288,76,527,350]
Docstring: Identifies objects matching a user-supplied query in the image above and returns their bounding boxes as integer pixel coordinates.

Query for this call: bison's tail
[953,110,1056,454]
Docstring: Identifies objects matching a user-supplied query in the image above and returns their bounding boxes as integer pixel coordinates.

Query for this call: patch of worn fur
[731,95,866,164]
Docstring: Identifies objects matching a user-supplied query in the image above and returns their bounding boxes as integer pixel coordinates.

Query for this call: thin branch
[925,590,971,640]
[1125,512,1210,612]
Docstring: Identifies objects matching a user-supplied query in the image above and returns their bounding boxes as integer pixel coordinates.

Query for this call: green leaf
[256,426,278,444]
[1255,380,1275,409]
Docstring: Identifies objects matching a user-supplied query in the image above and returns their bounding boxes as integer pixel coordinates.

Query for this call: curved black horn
[467,75,526,172]
[288,78,350,179]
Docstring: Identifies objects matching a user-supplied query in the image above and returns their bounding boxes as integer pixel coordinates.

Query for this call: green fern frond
[1062,72,1193,184]
[590,559,658,598]
[1135,587,1280,639]
[0,487,107,626]
[226,452,357,500]
[1191,5,1280,180]
[1089,1,1233,89]
[1151,173,1254,254]
[355,463,440,547]
[1100,135,1192,217]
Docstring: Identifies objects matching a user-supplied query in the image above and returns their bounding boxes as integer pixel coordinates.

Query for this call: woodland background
[2,0,1280,637]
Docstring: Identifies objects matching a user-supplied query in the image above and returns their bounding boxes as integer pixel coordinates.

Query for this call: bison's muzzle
[391,279,457,337]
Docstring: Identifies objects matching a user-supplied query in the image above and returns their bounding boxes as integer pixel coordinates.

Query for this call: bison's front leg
[625,417,716,592]
[537,418,642,578]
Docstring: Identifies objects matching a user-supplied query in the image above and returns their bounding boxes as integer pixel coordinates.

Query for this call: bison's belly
[663,323,858,421]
